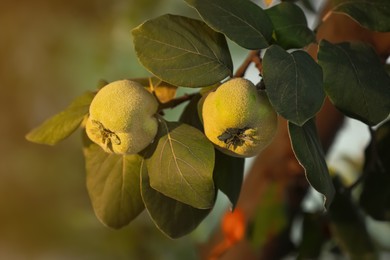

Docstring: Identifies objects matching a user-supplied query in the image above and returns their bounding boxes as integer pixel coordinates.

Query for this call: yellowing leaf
[264,0,273,7]
[26,91,95,145]
[148,78,177,103]
[132,77,177,104]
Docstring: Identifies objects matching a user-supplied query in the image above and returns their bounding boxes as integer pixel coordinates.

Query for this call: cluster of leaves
[245,121,390,259]
[26,0,390,240]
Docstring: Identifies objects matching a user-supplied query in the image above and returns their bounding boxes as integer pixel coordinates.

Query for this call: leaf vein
[211,3,265,41]
[336,45,370,121]
[138,36,218,61]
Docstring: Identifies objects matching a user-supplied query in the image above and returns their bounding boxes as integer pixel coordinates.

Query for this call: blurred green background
[0,0,220,258]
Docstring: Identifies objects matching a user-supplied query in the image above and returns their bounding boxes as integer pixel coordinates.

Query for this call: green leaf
[185,0,273,49]
[332,0,390,32]
[318,40,390,126]
[132,14,233,88]
[179,93,204,132]
[329,177,377,260]
[26,91,95,145]
[298,213,327,260]
[146,119,215,209]
[83,141,145,229]
[359,120,390,220]
[140,160,211,238]
[288,118,335,209]
[265,2,316,49]
[263,45,325,126]
[213,149,245,208]
[178,94,244,207]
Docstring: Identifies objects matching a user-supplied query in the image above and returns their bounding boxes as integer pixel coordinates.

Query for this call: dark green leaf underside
[213,149,244,208]
[298,213,327,259]
[318,40,390,126]
[179,93,204,131]
[333,0,390,32]
[329,178,377,259]
[132,14,233,88]
[288,119,335,209]
[359,121,390,220]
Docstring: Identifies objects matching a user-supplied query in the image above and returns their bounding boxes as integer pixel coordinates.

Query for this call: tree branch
[199,0,390,257]
[234,50,262,78]
[157,93,197,111]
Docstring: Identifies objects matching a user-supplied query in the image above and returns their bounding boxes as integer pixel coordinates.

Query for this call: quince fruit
[202,78,277,157]
[86,79,158,155]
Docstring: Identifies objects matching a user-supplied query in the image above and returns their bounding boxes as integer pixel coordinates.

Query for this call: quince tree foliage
[26,0,390,241]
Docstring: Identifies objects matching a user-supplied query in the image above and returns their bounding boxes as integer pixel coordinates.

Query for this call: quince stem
[234,50,262,77]
[157,93,197,112]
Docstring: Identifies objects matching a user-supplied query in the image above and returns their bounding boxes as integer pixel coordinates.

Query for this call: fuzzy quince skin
[202,78,277,157]
[86,79,158,155]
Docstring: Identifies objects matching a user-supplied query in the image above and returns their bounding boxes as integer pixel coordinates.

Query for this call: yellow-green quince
[202,78,277,157]
[86,79,158,155]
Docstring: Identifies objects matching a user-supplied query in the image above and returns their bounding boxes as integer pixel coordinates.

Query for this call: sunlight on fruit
[86,79,158,155]
[202,78,277,157]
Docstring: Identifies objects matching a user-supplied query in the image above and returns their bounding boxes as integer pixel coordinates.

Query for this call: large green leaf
[26,91,95,145]
[329,178,377,259]
[265,2,315,49]
[332,0,390,32]
[359,120,390,220]
[83,141,145,229]
[185,0,273,50]
[140,160,211,238]
[146,119,215,209]
[318,40,390,126]
[263,45,324,126]
[132,14,233,88]
[213,149,245,209]
[288,118,334,209]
